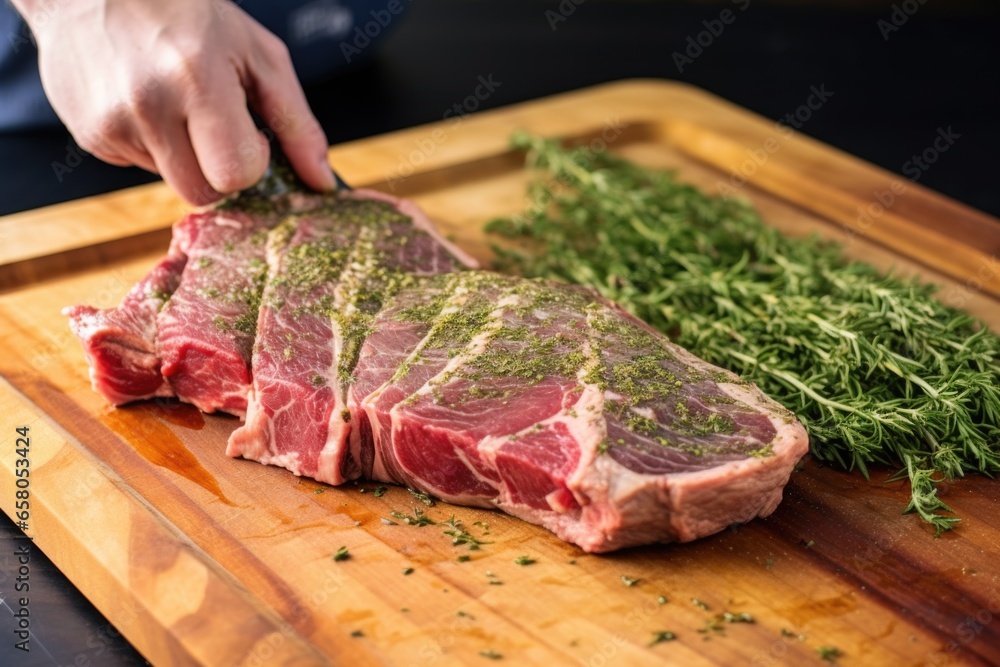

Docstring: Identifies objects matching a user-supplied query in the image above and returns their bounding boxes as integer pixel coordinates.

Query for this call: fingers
[186,73,270,194]
[70,109,160,174]
[100,142,159,173]
[138,114,223,206]
[249,36,335,192]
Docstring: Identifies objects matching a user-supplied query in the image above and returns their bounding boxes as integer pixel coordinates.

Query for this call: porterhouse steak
[66,174,807,553]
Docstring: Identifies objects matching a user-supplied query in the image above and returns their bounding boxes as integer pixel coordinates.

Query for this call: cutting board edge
[0,377,331,667]
[3,79,997,282]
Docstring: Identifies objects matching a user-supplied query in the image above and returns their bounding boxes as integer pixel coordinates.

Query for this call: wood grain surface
[0,80,998,667]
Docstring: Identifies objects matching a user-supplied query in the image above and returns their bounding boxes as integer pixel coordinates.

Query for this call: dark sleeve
[0,6,60,131]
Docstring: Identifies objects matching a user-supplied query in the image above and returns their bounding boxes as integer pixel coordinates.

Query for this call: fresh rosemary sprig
[487,132,1000,533]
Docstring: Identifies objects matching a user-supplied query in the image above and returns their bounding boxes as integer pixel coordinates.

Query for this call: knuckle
[262,33,292,67]
[159,42,210,91]
[211,161,260,193]
[74,133,103,156]
[128,85,160,120]
[76,112,126,154]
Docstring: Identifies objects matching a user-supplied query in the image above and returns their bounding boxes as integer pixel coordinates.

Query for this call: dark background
[1,0,999,218]
[1,1,998,664]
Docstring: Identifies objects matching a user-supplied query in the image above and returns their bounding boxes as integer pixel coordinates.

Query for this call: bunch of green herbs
[486,132,1000,534]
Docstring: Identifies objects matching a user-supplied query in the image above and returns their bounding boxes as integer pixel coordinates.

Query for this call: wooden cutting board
[1,80,998,667]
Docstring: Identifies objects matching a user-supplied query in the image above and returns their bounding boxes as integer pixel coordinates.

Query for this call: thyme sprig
[487,133,1000,533]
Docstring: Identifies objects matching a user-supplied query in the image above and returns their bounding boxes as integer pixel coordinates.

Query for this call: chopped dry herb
[649,631,677,646]
[408,488,437,506]
[389,509,435,527]
[817,646,842,662]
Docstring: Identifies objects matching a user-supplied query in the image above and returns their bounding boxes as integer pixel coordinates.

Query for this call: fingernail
[319,160,337,191]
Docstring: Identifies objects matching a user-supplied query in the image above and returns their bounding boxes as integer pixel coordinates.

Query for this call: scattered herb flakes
[381,517,398,526]
[657,595,669,605]
[781,628,805,641]
[488,580,504,586]
[313,488,325,495]
[765,557,775,570]
[457,610,476,619]
[373,486,388,498]
[722,612,755,624]
[568,559,577,565]
[332,546,350,562]
[486,571,496,578]
[408,488,436,506]
[621,575,640,587]
[649,631,677,647]
[487,132,1000,534]
[457,555,472,562]
[401,607,410,613]
[390,509,436,527]
[817,646,843,662]
[443,515,491,550]
[803,539,816,549]
[514,556,537,566]
[479,649,503,660]
[697,618,725,636]
[350,629,364,638]
[403,567,414,576]
[691,598,710,611]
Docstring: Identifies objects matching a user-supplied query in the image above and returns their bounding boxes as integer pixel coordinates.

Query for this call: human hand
[14,0,336,204]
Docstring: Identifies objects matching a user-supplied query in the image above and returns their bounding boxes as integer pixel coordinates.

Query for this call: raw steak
[154,206,277,416]
[228,190,475,484]
[67,177,808,553]
[62,210,207,405]
[64,169,322,409]
[351,273,807,552]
